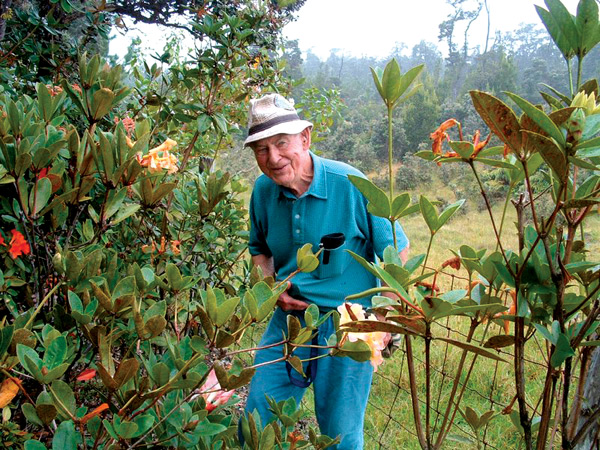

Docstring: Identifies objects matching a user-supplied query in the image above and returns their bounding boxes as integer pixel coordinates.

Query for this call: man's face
[251,129,311,192]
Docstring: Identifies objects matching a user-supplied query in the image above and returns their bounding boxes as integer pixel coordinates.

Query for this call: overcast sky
[283,0,581,59]
[110,0,582,61]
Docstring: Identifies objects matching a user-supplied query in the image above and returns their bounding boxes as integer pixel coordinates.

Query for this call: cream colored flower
[337,303,388,372]
[571,91,600,115]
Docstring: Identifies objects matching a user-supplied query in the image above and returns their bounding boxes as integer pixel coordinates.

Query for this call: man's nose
[267,145,281,162]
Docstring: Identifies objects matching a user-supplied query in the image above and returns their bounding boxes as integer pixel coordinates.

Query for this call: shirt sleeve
[248,189,272,257]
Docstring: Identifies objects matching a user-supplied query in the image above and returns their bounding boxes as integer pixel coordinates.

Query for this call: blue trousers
[243,308,374,449]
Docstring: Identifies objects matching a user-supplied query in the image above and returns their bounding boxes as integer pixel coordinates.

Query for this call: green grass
[362,201,600,449]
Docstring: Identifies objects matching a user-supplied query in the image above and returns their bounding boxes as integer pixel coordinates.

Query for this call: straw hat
[244,93,313,146]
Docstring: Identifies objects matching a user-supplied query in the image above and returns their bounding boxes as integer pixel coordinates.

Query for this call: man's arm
[251,254,309,312]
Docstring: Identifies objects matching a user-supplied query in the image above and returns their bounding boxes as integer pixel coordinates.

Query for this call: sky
[109,0,582,61]
[282,0,581,59]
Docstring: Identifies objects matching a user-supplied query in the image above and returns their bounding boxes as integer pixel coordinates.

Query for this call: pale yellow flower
[571,91,600,115]
[337,303,388,372]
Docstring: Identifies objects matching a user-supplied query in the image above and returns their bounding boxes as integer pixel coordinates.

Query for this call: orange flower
[45,85,63,97]
[171,240,181,255]
[80,403,109,424]
[136,139,179,174]
[8,229,30,259]
[430,119,458,155]
[71,83,82,95]
[471,130,492,158]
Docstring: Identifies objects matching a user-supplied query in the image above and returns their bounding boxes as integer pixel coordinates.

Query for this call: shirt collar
[278,151,327,200]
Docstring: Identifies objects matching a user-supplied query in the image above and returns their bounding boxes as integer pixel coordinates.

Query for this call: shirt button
[295,229,300,234]
[295,214,300,219]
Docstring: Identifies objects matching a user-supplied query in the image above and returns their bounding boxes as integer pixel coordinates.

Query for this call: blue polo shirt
[249,152,409,310]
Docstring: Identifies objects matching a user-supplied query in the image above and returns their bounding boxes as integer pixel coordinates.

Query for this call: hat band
[248,113,300,137]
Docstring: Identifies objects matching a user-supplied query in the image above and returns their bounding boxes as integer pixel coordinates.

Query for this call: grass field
[361,201,600,449]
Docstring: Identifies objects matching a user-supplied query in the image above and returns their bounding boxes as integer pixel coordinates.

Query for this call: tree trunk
[0,0,12,43]
[574,346,600,450]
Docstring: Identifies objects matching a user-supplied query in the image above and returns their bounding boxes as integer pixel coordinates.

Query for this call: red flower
[8,230,30,259]
[0,232,5,247]
[37,167,50,180]
[76,368,97,381]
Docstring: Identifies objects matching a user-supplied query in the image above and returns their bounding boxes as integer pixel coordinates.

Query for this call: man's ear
[300,127,312,150]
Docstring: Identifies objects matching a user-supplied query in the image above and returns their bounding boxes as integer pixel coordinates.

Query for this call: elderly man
[242,93,409,449]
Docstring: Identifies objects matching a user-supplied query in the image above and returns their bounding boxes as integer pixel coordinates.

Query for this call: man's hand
[277,282,309,311]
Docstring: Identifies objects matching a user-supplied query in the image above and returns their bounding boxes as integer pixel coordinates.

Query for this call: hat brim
[244,120,313,146]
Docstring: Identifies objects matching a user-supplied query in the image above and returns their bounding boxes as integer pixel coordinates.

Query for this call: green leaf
[30,177,52,216]
[0,326,14,358]
[506,92,565,147]
[25,441,48,450]
[296,243,319,273]
[52,420,77,450]
[111,276,136,301]
[215,297,240,327]
[348,175,390,218]
[419,195,439,234]
[370,67,385,101]
[110,203,140,225]
[448,141,474,158]
[391,193,411,218]
[536,1,578,60]
[577,0,600,53]
[437,337,508,362]
[523,131,568,180]
[196,419,227,436]
[438,199,465,228]
[381,59,402,105]
[550,332,575,367]
[43,336,67,370]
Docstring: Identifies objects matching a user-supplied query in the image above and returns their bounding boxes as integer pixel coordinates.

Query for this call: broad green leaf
[391,193,411,218]
[576,0,600,53]
[419,195,438,234]
[550,332,575,367]
[438,199,466,228]
[523,130,567,180]
[381,59,402,104]
[506,92,565,147]
[370,67,385,102]
[52,420,77,450]
[30,177,52,216]
[43,336,67,370]
[536,1,578,60]
[448,141,474,159]
[396,64,424,104]
[25,441,48,450]
[349,175,391,218]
